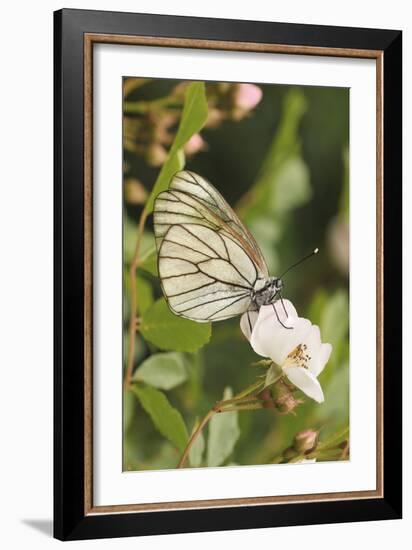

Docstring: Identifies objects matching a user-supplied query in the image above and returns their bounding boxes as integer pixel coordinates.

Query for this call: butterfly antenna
[279,248,319,279]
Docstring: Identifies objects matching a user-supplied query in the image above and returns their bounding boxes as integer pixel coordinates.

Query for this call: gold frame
[84,34,384,515]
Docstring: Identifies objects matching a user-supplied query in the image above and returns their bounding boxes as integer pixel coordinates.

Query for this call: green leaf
[144,82,208,214]
[140,298,211,353]
[123,389,135,433]
[320,290,349,351]
[318,426,349,451]
[320,364,349,420]
[238,88,308,222]
[145,150,185,215]
[308,290,328,327]
[310,360,349,437]
[262,88,307,180]
[172,82,209,151]
[248,217,281,273]
[315,448,348,462]
[139,246,158,276]
[133,352,188,390]
[123,215,138,265]
[207,388,240,467]
[123,270,153,316]
[123,221,156,268]
[188,418,205,468]
[264,363,282,388]
[131,384,188,452]
[136,275,153,315]
[340,147,349,220]
[271,156,311,212]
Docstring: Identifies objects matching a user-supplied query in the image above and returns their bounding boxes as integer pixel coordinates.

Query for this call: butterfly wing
[153,171,268,322]
[154,171,269,276]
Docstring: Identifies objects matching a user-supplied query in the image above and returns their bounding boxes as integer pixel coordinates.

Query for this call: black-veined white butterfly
[153,171,316,326]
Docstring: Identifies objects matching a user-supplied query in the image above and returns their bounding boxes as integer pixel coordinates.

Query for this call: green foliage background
[123,79,349,471]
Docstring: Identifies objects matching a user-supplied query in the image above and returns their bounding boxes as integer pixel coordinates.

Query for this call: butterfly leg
[272,301,293,330]
[279,294,289,318]
[247,311,253,334]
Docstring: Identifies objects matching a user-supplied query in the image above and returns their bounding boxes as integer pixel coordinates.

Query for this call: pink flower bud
[234,83,263,110]
[259,388,275,409]
[184,133,205,155]
[146,144,168,166]
[293,429,319,453]
[275,392,303,414]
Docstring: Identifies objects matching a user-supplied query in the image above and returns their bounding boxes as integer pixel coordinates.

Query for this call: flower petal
[268,299,298,325]
[240,300,297,342]
[240,310,259,341]
[284,366,325,403]
[251,314,312,364]
[278,318,314,364]
[253,300,298,329]
[311,343,333,377]
[302,325,322,374]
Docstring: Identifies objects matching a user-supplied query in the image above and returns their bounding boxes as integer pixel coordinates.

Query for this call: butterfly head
[253,277,283,307]
[253,249,319,309]
[272,276,283,292]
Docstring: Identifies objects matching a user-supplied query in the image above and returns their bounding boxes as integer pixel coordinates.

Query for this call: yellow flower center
[283,344,311,370]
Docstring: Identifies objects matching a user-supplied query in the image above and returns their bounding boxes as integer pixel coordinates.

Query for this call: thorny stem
[124,208,149,391]
[177,393,263,469]
[213,401,264,413]
[177,373,287,468]
[212,394,261,409]
[177,409,216,469]
[230,379,265,400]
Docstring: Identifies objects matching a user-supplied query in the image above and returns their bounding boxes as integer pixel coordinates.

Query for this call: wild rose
[240,300,332,403]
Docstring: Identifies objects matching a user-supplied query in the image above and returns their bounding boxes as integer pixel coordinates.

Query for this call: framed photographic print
[54,8,402,541]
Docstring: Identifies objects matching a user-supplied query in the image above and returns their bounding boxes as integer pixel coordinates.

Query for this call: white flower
[240,300,332,403]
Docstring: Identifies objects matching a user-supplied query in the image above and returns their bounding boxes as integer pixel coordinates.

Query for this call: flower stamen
[284,344,310,370]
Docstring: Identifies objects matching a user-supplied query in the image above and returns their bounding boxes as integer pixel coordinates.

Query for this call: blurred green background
[123,78,349,471]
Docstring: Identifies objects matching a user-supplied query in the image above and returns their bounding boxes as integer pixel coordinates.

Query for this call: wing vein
[205,294,250,320]
[153,170,271,323]
[177,292,250,314]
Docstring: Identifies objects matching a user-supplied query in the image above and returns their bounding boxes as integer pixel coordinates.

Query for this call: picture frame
[54,8,402,541]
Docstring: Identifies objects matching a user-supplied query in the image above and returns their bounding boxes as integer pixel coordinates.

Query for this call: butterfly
[153,171,310,326]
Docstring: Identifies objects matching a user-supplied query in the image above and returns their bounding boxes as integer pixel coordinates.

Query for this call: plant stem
[177,409,216,469]
[177,395,263,469]
[213,394,261,409]
[263,372,284,389]
[124,208,149,390]
[231,379,265,400]
[214,401,264,413]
